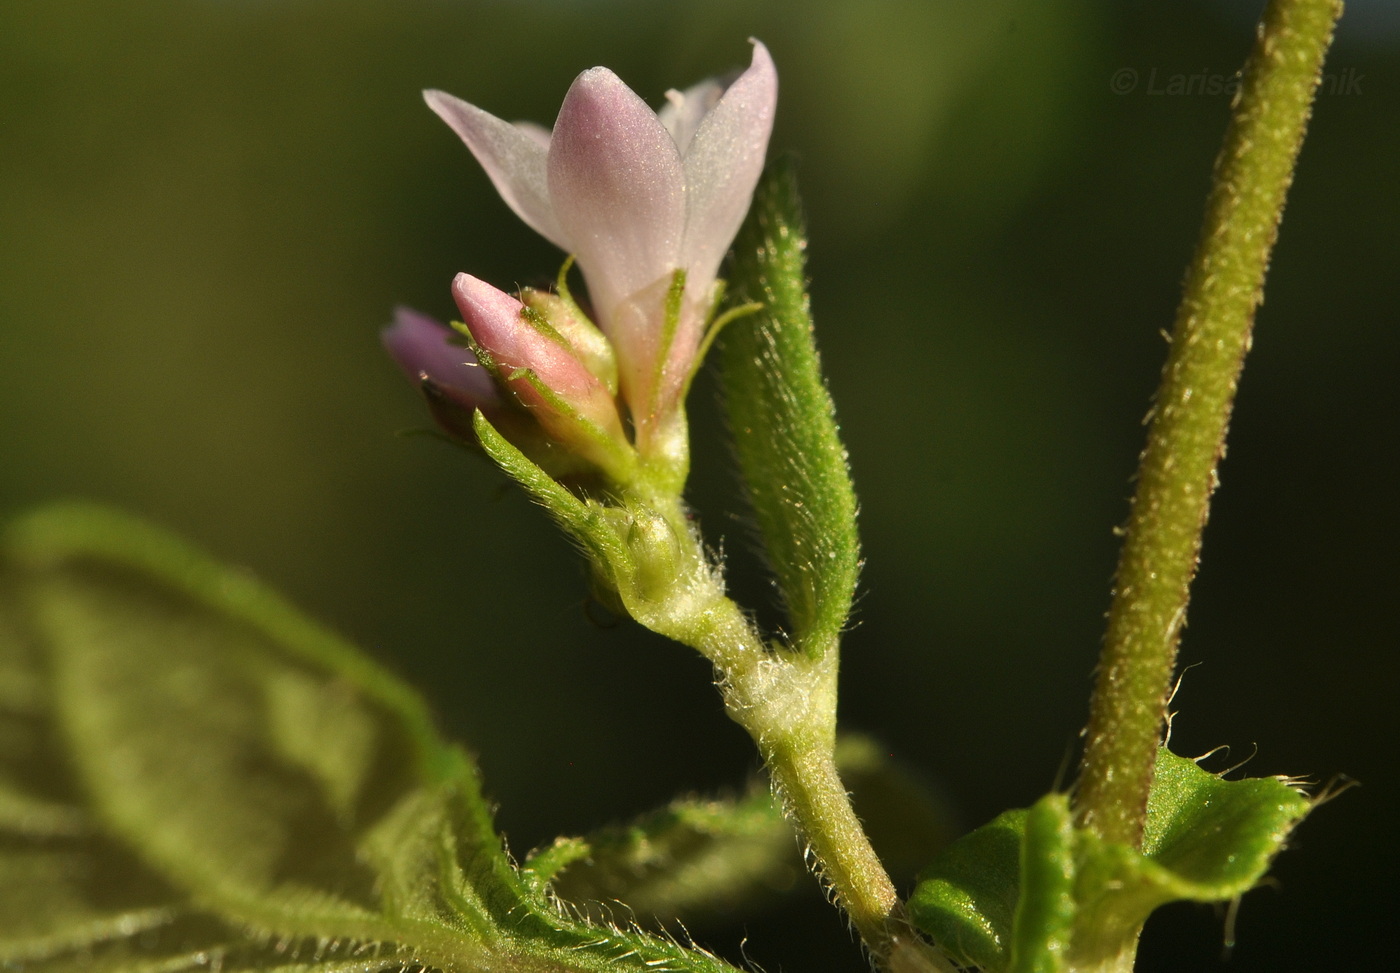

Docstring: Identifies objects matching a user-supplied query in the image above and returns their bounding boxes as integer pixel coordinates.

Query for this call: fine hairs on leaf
[908,750,1312,973]
[719,159,860,662]
[0,503,749,973]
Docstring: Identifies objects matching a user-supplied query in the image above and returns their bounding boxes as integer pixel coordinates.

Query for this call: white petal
[678,40,778,289]
[658,80,725,155]
[423,89,570,250]
[548,67,686,329]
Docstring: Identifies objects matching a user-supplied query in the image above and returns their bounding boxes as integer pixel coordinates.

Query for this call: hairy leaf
[536,737,953,933]
[720,160,860,659]
[543,784,798,929]
[907,749,1311,972]
[1,504,747,973]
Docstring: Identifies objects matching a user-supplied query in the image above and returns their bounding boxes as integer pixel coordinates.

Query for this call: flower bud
[382,306,594,479]
[519,287,618,394]
[382,306,501,441]
[382,306,498,409]
[452,273,634,480]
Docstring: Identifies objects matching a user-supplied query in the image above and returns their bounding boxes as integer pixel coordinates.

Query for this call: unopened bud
[453,273,635,481]
[520,287,618,394]
[610,505,686,603]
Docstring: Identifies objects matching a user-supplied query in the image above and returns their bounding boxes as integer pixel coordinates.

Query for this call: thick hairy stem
[1076,0,1342,848]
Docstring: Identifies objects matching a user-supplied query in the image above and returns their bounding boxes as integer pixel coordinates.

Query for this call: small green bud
[607,504,685,604]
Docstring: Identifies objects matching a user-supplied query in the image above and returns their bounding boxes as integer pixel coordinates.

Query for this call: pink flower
[424,41,777,461]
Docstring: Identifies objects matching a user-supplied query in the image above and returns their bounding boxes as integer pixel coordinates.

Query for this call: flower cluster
[384,41,777,491]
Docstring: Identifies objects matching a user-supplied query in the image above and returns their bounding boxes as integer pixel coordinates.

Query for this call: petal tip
[452,273,522,317]
[561,66,637,116]
[421,88,463,119]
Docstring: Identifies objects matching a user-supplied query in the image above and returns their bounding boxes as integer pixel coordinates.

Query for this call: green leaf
[908,806,1025,972]
[533,736,956,933]
[1,503,749,973]
[542,783,798,929]
[1070,749,1312,966]
[1006,796,1074,973]
[907,749,1311,972]
[719,160,860,659]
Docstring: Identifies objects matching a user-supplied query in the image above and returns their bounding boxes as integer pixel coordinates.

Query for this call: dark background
[3,1,1395,970]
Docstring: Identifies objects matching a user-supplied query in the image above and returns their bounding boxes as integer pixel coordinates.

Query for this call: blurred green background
[3,0,1396,969]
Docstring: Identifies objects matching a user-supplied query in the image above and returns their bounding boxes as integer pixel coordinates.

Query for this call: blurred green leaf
[720,160,860,659]
[1,504,748,973]
[908,749,1311,972]
[535,736,954,932]
[834,735,958,887]
[543,783,797,929]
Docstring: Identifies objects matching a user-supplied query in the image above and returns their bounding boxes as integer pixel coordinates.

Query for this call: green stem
[721,648,952,972]
[1075,0,1341,848]
[635,499,947,971]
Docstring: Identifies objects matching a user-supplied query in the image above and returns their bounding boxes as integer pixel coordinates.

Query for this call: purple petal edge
[382,306,498,406]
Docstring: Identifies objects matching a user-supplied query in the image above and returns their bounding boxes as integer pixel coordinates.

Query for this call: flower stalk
[1076,0,1342,849]
[613,494,943,971]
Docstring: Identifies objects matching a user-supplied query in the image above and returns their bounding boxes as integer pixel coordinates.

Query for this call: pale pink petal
[423,90,570,250]
[604,275,674,425]
[677,40,777,290]
[548,67,686,329]
[515,120,553,151]
[658,80,725,155]
[610,285,709,452]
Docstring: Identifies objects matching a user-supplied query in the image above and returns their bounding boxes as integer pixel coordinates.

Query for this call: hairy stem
[640,499,943,970]
[1076,0,1341,847]
[722,650,950,972]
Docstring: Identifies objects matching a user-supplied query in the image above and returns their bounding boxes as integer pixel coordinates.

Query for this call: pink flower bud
[383,306,604,480]
[451,273,632,477]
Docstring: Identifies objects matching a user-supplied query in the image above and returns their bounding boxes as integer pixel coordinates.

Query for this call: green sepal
[507,367,638,484]
[908,748,1312,972]
[473,412,735,655]
[0,503,750,973]
[682,296,762,401]
[456,325,636,487]
[473,410,633,590]
[719,159,859,660]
